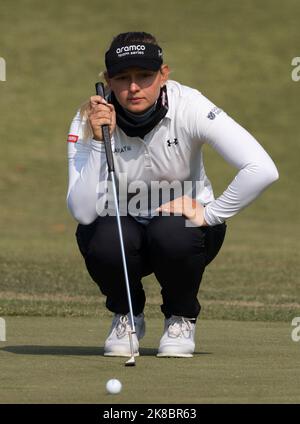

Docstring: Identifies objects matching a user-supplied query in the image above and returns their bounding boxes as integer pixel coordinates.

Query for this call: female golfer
[67,32,278,358]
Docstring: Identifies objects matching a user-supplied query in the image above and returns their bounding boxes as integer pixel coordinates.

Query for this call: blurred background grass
[0,0,299,320]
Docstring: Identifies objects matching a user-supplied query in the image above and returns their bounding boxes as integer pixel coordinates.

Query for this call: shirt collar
[165,83,173,120]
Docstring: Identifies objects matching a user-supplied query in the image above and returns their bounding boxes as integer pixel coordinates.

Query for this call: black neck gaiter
[109,86,169,138]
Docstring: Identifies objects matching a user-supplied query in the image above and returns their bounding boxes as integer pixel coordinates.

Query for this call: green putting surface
[0,0,299,407]
[0,317,299,404]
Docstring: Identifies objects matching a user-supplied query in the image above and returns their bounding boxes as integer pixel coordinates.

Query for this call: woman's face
[106,65,169,114]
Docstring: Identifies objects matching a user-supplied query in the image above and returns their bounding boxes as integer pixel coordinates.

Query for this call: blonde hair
[79,71,109,142]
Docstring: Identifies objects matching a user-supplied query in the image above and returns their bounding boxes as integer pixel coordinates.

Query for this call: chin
[127,102,151,113]
[127,104,149,114]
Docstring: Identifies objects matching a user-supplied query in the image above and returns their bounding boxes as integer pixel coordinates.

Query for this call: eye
[140,72,154,78]
[113,75,128,81]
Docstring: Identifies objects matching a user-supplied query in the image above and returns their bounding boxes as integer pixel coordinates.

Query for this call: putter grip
[95,82,115,172]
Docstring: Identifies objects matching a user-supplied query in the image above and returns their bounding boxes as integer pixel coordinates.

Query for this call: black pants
[76,214,226,319]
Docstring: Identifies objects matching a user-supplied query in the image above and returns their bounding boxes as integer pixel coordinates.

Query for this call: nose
[129,80,140,92]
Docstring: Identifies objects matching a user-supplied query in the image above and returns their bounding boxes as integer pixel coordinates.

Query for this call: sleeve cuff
[204,204,226,226]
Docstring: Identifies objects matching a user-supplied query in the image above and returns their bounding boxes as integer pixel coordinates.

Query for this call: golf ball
[106,379,122,394]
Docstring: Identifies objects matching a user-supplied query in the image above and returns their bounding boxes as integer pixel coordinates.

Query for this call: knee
[87,217,144,265]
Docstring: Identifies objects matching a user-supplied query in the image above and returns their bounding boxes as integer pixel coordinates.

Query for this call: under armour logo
[167,138,179,147]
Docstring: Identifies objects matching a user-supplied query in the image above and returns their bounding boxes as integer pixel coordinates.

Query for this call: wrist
[93,136,104,143]
[184,199,208,227]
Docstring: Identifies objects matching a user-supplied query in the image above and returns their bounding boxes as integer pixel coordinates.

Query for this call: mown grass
[1,317,299,403]
[0,0,299,321]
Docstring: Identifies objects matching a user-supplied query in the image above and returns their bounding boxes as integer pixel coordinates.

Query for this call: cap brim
[107,58,161,78]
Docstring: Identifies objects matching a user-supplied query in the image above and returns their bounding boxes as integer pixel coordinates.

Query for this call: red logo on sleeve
[67,134,79,143]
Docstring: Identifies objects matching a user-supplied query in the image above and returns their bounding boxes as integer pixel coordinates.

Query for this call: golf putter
[95,82,137,367]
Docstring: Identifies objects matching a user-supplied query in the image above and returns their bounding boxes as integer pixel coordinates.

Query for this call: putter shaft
[95,82,137,365]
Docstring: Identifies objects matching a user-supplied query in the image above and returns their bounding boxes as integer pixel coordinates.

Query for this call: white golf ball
[106,378,122,394]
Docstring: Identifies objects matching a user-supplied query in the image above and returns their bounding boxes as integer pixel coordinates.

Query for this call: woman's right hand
[88,95,116,141]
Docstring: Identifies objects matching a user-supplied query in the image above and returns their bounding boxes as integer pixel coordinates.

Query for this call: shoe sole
[156,352,193,358]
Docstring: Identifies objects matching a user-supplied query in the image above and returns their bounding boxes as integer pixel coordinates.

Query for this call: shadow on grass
[0,346,212,357]
[1,345,104,356]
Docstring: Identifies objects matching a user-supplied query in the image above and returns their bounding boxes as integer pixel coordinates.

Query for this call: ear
[160,64,170,86]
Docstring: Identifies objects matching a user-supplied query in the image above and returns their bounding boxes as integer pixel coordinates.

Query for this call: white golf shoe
[104,313,145,357]
[157,315,196,357]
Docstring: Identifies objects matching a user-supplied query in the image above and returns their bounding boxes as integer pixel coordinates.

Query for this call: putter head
[125,356,136,367]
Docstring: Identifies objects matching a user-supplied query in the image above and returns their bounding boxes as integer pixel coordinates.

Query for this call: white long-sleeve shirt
[66,80,279,226]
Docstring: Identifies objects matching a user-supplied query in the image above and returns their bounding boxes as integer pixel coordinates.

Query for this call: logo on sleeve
[207,106,222,120]
[67,134,79,143]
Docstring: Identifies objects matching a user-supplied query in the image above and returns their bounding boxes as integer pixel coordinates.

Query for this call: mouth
[128,97,144,104]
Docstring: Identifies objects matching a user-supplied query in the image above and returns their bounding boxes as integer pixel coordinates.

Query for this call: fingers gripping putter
[95,82,136,367]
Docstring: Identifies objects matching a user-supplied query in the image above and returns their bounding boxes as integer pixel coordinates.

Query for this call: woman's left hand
[156,195,208,227]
